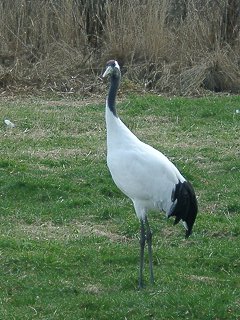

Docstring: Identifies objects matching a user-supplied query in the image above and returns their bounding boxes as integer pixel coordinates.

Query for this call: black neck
[107,73,120,117]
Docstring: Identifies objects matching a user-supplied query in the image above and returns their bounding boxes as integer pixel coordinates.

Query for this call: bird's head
[102,60,121,78]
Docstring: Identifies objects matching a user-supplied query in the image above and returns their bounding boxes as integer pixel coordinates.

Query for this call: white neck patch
[114,60,120,70]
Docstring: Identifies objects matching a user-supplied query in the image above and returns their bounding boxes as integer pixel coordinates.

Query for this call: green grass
[0,94,239,319]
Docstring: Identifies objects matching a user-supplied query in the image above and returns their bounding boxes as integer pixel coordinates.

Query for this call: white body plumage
[106,106,185,220]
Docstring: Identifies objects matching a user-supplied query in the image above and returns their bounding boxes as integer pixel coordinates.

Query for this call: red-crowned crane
[102,60,198,289]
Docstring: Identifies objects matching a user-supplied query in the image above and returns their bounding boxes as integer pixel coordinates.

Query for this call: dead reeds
[0,0,239,95]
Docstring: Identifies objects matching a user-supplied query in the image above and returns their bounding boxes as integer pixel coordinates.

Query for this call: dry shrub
[0,0,239,95]
[0,0,103,93]
[104,0,172,63]
[103,0,240,95]
[202,50,240,93]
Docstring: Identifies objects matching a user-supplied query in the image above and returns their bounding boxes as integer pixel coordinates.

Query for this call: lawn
[0,93,239,319]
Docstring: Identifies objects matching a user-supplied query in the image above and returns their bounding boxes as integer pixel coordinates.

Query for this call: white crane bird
[102,60,198,288]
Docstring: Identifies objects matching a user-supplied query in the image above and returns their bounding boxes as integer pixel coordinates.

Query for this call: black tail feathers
[168,180,198,238]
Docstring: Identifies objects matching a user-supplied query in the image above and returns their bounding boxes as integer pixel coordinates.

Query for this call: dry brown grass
[0,0,239,95]
[4,219,129,243]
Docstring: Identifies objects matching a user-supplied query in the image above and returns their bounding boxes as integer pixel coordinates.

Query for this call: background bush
[0,0,239,95]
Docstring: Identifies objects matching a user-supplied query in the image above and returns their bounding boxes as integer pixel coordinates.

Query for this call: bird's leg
[145,217,154,285]
[139,219,145,289]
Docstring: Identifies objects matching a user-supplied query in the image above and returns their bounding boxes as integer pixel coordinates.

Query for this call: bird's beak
[102,66,112,78]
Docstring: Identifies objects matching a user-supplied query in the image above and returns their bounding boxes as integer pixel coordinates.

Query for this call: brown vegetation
[0,0,239,95]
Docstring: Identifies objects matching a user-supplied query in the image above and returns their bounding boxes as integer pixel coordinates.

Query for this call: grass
[0,93,240,319]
